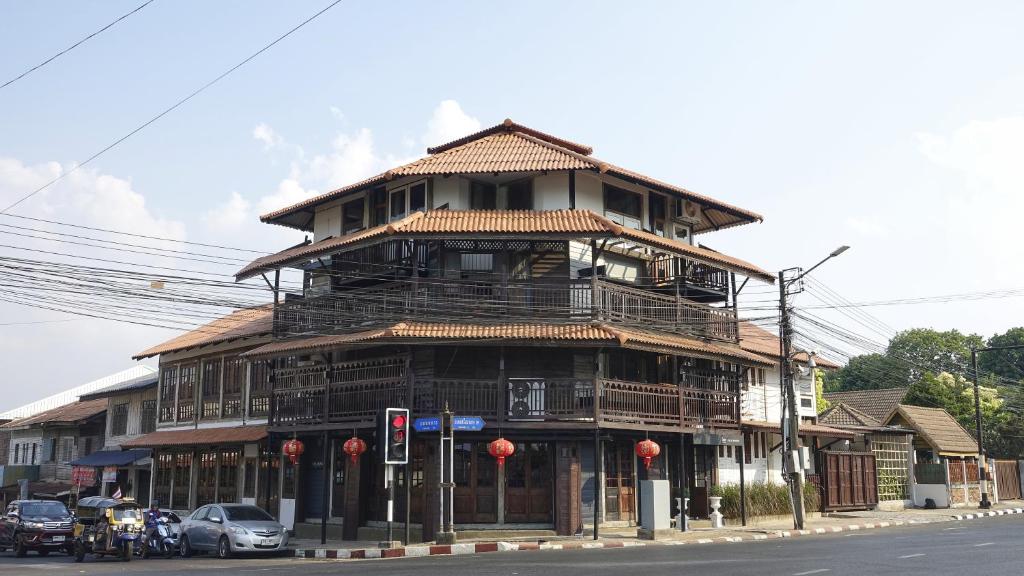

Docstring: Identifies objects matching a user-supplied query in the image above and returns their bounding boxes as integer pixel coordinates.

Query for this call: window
[222,357,245,418]
[648,193,668,236]
[218,449,241,503]
[30,443,37,465]
[410,182,426,212]
[48,438,57,462]
[111,402,129,436]
[60,437,75,463]
[159,366,177,422]
[177,363,196,421]
[83,437,93,456]
[460,253,494,274]
[371,186,388,226]
[173,453,193,509]
[13,444,19,464]
[470,181,497,209]
[389,188,406,220]
[249,361,272,417]
[341,197,365,234]
[744,433,752,464]
[201,360,221,420]
[503,179,532,210]
[603,184,642,223]
[154,453,173,508]
[140,400,157,434]
[243,457,257,499]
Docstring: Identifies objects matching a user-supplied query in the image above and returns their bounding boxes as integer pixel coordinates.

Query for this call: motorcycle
[139,517,177,559]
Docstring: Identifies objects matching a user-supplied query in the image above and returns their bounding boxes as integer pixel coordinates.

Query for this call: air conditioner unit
[673,199,703,225]
[508,378,544,420]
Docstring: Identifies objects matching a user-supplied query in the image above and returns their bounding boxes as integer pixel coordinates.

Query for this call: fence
[914,463,947,485]
[821,451,878,512]
[994,459,1022,501]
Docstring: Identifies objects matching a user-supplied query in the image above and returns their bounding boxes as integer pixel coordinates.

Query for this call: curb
[291,507,1024,561]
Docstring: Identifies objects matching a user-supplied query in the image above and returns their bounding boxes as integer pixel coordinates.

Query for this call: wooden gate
[822,451,878,511]
[994,459,1021,500]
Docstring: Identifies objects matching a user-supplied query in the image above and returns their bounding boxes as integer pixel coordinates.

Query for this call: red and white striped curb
[291,510,1023,560]
[952,507,1024,520]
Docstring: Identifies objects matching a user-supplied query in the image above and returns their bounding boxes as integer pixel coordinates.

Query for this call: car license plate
[261,538,276,546]
[51,536,65,542]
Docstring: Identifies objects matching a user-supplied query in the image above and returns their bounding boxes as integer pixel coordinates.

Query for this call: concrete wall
[913,483,950,508]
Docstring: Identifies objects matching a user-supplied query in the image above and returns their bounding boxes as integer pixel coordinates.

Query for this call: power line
[1,0,344,213]
[1,0,156,91]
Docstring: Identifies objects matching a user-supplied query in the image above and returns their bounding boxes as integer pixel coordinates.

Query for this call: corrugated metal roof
[133,305,273,360]
[239,321,772,366]
[235,209,774,283]
[78,373,159,401]
[0,366,157,421]
[1,399,107,430]
[121,425,267,448]
[258,120,763,233]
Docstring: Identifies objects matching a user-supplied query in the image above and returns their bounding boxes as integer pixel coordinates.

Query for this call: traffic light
[378,408,409,464]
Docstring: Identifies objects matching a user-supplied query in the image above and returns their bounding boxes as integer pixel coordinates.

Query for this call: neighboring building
[818,402,915,507]
[72,372,160,504]
[123,306,273,515]
[822,387,910,424]
[234,119,808,538]
[0,399,107,502]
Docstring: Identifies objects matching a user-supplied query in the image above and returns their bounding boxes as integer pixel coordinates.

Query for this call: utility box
[638,480,672,540]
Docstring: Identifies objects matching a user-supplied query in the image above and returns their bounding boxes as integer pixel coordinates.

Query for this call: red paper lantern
[283,438,305,465]
[342,437,367,464]
[488,438,515,468]
[636,439,660,470]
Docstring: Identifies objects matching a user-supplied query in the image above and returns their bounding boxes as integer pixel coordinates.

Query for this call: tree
[887,328,985,382]
[980,327,1024,382]
[814,369,830,413]
[826,353,907,391]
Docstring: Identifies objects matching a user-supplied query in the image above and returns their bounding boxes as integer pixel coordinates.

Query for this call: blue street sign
[452,416,485,432]
[413,417,440,432]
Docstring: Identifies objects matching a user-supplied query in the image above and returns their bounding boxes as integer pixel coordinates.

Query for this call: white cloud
[252,122,283,150]
[845,216,888,239]
[329,106,346,122]
[422,100,481,149]
[306,128,383,188]
[202,191,251,232]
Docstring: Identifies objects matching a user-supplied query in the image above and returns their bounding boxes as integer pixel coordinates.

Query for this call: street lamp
[779,245,849,530]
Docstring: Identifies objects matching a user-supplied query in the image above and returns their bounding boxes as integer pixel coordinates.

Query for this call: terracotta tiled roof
[823,387,908,423]
[818,403,882,428]
[427,119,594,155]
[1,398,107,429]
[742,419,856,439]
[737,322,841,369]
[259,120,763,233]
[235,209,774,283]
[121,425,267,448]
[133,305,273,359]
[888,405,977,455]
[240,322,773,365]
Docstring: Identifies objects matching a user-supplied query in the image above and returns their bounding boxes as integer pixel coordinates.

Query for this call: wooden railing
[274,278,736,341]
[270,373,738,430]
[649,256,730,293]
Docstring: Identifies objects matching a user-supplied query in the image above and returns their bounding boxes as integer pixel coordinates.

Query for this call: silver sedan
[179,504,289,559]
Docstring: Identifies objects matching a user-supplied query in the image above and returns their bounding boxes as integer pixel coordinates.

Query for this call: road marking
[974,542,995,547]
[793,570,831,576]
[899,553,926,559]
[943,527,965,531]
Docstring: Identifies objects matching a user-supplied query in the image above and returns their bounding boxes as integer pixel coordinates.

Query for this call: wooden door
[688,445,714,518]
[331,440,346,518]
[453,443,497,523]
[604,443,635,522]
[505,442,553,523]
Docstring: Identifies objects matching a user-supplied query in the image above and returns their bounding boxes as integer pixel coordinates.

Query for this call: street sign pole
[437,404,457,544]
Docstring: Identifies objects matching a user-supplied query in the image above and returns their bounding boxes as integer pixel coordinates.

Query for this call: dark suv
[0,500,74,557]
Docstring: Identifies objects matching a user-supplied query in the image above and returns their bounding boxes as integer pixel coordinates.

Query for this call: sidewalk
[289,501,1024,560]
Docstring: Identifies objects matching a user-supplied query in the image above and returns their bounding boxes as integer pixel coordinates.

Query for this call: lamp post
[779,245,849,529]
[970,344,1024,509]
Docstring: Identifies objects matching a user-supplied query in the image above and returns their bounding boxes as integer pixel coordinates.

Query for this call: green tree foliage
[814,369,829,413]
[826,353,906,391]
[980,327,1024,381]
[887,328,984,381]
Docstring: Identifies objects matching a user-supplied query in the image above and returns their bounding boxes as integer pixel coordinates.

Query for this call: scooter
[139,517,177,559]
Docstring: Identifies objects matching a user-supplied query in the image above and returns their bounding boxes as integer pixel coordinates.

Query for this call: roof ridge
[426,119,594,156]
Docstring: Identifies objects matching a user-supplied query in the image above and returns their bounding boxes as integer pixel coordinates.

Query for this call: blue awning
[69,448,151,467]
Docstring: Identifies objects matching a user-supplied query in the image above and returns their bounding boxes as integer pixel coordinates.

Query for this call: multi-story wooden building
[125,307,275,515]
[236,120,781,539]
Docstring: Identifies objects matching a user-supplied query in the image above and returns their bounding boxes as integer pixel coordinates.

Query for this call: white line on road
[899,553,926,559]
[974,542,995,547]
[943,526,965,530]
[793,570,831,576]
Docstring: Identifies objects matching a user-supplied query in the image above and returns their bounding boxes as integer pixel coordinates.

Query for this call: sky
[2,0,1024,410]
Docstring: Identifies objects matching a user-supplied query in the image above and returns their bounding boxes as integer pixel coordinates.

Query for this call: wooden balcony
[269,369,739,431]
[648,255,731,294]
[275,278,737,341]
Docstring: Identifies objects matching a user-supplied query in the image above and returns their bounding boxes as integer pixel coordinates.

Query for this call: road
[1,515,1022,575]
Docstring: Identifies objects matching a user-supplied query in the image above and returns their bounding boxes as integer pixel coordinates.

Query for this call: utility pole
[778,246,849,530]
[970,343,1024,509]
[779,269,804,529]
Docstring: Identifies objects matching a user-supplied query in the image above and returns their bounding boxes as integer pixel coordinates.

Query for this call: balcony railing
[275,278,737,341]
[649,255,730,293]
[270,372,739,430]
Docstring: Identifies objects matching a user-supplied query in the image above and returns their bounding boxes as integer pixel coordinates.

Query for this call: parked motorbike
[139,517,177,559]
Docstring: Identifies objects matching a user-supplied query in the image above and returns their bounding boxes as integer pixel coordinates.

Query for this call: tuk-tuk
[71,496,144,562]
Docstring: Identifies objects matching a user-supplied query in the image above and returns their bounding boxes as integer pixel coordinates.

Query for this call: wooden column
[421,441,439,542]
[555,441,581,536]
[342,441,363,541]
